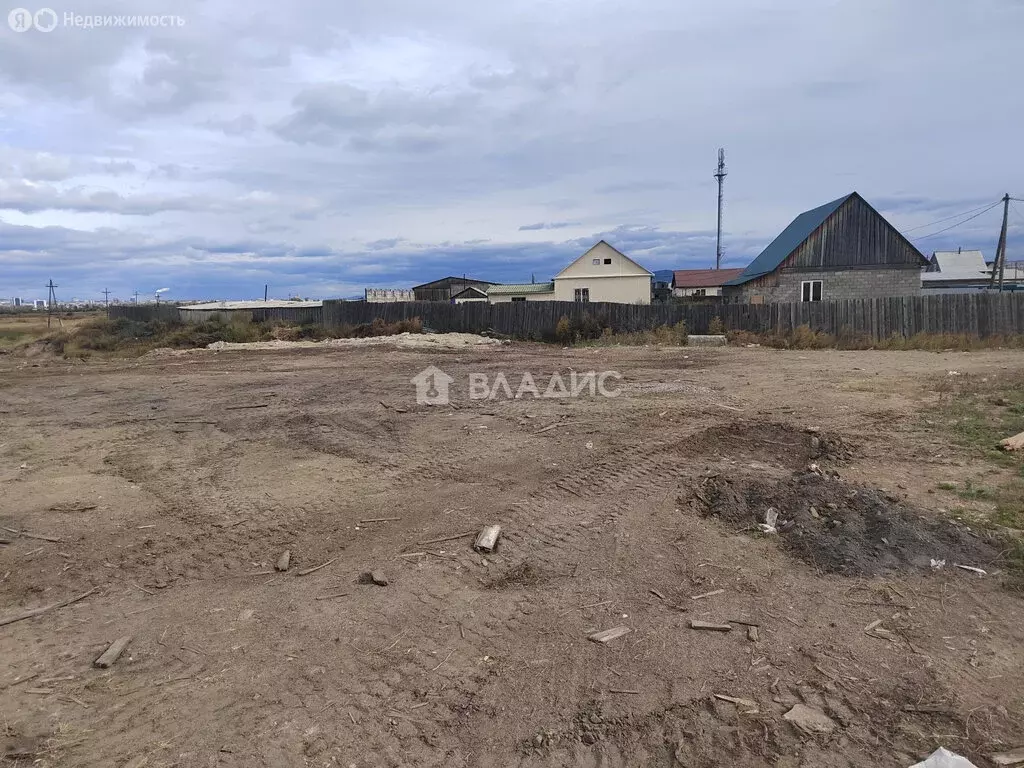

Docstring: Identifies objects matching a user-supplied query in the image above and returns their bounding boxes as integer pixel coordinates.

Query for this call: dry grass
[0,311,101,349]
[28,315,425,359]
[727,324,1024,351]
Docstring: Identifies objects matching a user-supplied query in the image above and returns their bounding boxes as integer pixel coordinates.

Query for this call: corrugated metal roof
[180,300,323,310]
[923,250,989,282]
[724,194,854,286]
[673,268,746,288]
[487,282,555,295]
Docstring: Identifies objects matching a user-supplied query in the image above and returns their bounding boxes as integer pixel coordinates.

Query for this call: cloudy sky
[1,0,1022,301]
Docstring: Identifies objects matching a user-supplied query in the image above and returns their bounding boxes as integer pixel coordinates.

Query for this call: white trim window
[574,287,590,303]
[801,280,822,302]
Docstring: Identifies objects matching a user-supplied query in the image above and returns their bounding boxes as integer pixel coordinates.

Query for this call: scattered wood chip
[224,403,270,410]
[608,688,641,695]
[690,621,732,632]
[1,527,61,543]
[588,626,632,644]
[314,592,350,601]
[747,626,759,642]
[24,688,54,695]
[473,525,501,553]
[360,517,401,523]
[649,588,665,600]
[275,550,291,572]
[953,564,987,576]
[714,694,758,711]
[691,589,725,600]
[295,558,337,577]
[49,503,97,513]
[93,636,132,669]
[728,618,760,627]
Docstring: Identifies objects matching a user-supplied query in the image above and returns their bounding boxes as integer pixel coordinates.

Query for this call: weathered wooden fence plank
[107,294,1024,341]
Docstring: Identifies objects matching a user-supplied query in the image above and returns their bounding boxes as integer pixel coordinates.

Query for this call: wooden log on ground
[93,636,131,669]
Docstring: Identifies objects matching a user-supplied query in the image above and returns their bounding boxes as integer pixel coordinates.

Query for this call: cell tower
[714,148,727,270]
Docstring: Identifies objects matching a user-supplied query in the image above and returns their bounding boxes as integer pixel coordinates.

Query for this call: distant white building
[922,250,991,292]
[365,288,415,303]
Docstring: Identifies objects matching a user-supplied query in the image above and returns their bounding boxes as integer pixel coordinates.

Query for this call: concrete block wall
[728,267,921,303]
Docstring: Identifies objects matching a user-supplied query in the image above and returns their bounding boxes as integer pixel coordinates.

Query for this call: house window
[574,288,590,303]
[511,296,526,302]
[693,288,706,297]
[801,280,822,302]
[603,258,611,264]
[592,258,600,265]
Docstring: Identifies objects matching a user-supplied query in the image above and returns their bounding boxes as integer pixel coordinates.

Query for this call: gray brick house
[722,192,928,303]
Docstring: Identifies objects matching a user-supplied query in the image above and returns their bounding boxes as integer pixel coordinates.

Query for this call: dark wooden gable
[784,193,926,271]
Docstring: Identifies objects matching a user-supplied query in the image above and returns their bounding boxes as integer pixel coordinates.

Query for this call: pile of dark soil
[692,472,1000,576]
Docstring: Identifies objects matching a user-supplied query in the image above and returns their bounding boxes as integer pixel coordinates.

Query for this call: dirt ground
[1,342,1022,768]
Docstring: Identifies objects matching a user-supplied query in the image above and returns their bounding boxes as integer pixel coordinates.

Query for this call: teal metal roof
[725,193,854,286]
[487,282,555,295]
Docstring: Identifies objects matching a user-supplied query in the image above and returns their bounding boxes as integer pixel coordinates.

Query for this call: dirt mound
[681,422,854,470]
[692,472,1000,576]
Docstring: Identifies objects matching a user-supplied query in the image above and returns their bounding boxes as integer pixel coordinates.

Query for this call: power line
[903,199,1003,233]
[911,199,1005,242]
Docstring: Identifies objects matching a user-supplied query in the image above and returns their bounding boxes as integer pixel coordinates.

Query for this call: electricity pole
[714,148,727,270]
[133,290,140,305]
[989,194,1010,291]
[102,288,111,308]
[46,279,58,329]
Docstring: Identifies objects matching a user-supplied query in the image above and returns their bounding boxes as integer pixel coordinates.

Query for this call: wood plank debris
[534,421,583,434]
[224,403,270,410]
[473,525,501,553]
[690,621,732,632]
[275,550,291,572]
[0,586,98,628]
[953,564,987,576]
[360,517,401,523]
[991,747,1024,766]
[691,589,725,600]
[1,527,61,543]
[295,558,337,577]
[314,592,350,601]
[608,688,641,695]
[417,531,476,547]
[588,626,631,644]
[93,636,132,668]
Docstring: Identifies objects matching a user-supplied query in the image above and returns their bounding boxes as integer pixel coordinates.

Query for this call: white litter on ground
[206,332,505,351]
[909,747,978,768]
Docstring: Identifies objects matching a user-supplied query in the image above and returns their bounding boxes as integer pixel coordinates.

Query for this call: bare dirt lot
[1,343,1022,767]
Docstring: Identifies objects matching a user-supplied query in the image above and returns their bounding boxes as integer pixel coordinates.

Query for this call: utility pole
[264,284,268,302]
[133,290,140,305]
[714,148,727,270]
[102,288,111,308]
[989,193,1010,291]
[46,279,58,329]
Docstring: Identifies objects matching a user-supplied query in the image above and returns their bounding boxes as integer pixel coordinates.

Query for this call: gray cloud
[0,0,1019,299]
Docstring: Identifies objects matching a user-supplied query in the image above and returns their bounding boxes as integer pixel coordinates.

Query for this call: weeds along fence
[108,293,1024,340]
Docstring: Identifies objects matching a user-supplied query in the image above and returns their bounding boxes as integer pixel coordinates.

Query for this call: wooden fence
[108,293,1024,340]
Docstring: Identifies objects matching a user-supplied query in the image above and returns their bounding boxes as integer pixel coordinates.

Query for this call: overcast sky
[1,0,1022,301]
